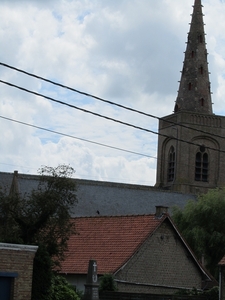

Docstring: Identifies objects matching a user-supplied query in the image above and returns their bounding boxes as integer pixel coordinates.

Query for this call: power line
[0,62,159,119]
[1,62,225,141]
[0,79,225,154]
[0,79,160,135]
[0,115,155,159]
[0,114,210,172]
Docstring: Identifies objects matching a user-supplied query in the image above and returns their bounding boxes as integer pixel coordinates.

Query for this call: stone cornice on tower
[175,0,213,114]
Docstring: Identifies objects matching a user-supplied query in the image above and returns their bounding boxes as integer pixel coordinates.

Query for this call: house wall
[219,266,225,300]
[64,274,87,292]
[0,243,38,300]
[115,219,205,294]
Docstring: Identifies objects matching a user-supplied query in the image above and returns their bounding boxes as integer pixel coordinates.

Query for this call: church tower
[156,0,225,194]
[175,0,212,114]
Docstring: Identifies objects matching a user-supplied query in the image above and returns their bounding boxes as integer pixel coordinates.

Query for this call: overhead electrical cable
[0,115,155,159]
[1,62,225,140]
[0,79,224,155]
[0,62,159,119]
[1,114,224,171]
[0,79,160,134]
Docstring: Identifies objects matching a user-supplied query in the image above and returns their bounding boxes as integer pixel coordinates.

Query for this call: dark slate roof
[0,171,196,217]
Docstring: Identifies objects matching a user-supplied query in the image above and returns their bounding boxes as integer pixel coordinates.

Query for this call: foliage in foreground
[99,273,118,292]
[0,165,77,299]
[175,286,219,300]
[49,275,80,300]
[172,187,225,278]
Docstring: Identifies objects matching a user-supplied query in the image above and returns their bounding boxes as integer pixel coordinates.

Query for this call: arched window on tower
[168,146,175,182]
[174,104,179,113]
[200,98,204,107]
[188,82,192,90]
[195,146,208,182]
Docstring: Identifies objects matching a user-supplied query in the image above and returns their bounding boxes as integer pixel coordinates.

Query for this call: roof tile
[60,215,164,274]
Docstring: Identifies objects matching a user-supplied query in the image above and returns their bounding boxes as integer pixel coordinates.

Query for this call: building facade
[0,243,38,300]
[156,0,225,194]
[59,208,215,294]
[219,256,225,300]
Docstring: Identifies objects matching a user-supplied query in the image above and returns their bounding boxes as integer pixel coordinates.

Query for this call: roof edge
[0,170,195,196]
[167,216,216,282]
[0,242,38,252]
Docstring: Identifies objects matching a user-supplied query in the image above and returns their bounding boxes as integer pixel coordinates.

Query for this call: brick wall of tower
[156,112,225,194]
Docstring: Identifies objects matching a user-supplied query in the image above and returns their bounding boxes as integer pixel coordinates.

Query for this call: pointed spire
[174,0,213,114]
[9,170,19,197]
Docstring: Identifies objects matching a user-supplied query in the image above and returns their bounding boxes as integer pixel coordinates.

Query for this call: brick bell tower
[156,0,225,194]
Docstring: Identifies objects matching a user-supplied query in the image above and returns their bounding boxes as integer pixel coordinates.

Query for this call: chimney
[155,206,168,218]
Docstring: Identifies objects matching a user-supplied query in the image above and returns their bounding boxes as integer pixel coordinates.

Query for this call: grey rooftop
[0,171,195,217]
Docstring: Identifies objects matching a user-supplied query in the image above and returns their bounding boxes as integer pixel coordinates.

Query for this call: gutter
[115,279,203,292]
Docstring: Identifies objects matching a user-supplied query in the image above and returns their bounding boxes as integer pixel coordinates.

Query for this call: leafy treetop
[0,164,77,261]
[172,187,225,278]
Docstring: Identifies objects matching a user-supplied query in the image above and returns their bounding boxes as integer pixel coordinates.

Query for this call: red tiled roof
[219,256,225,266]
[60,215,165,275]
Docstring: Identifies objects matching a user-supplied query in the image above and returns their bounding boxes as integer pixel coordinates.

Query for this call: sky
[0,0,225,186]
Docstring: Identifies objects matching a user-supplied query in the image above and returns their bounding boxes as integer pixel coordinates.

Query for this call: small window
[199,66,203,74]
[174,104,179,113]
[168,146,175,182]
[200,98,204,106]
[198,35,203,43]
[195,147,208,182]
[191,51,195,58]
[188,82,192,90]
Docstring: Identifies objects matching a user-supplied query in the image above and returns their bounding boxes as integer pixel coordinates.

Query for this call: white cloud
[0,0,224,185]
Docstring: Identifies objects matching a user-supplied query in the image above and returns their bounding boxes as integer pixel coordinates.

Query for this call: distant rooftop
[0,171,196,217]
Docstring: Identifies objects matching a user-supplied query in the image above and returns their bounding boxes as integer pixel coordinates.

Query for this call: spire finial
[174,0,213,114]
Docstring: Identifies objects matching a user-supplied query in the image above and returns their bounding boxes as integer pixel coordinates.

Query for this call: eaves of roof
[167,215,216,283]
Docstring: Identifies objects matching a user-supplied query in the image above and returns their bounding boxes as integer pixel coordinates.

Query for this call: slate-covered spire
[174,0,213,114]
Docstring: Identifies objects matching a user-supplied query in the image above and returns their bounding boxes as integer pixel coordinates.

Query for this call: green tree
[0,164,77,299]
[32,244,53,300]
[99,273,118,292]
[49,275,80,300]
[172,187,225,278]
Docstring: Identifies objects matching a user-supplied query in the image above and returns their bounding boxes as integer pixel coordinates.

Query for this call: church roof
[175,0,212,114]
[0,171,196,217]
